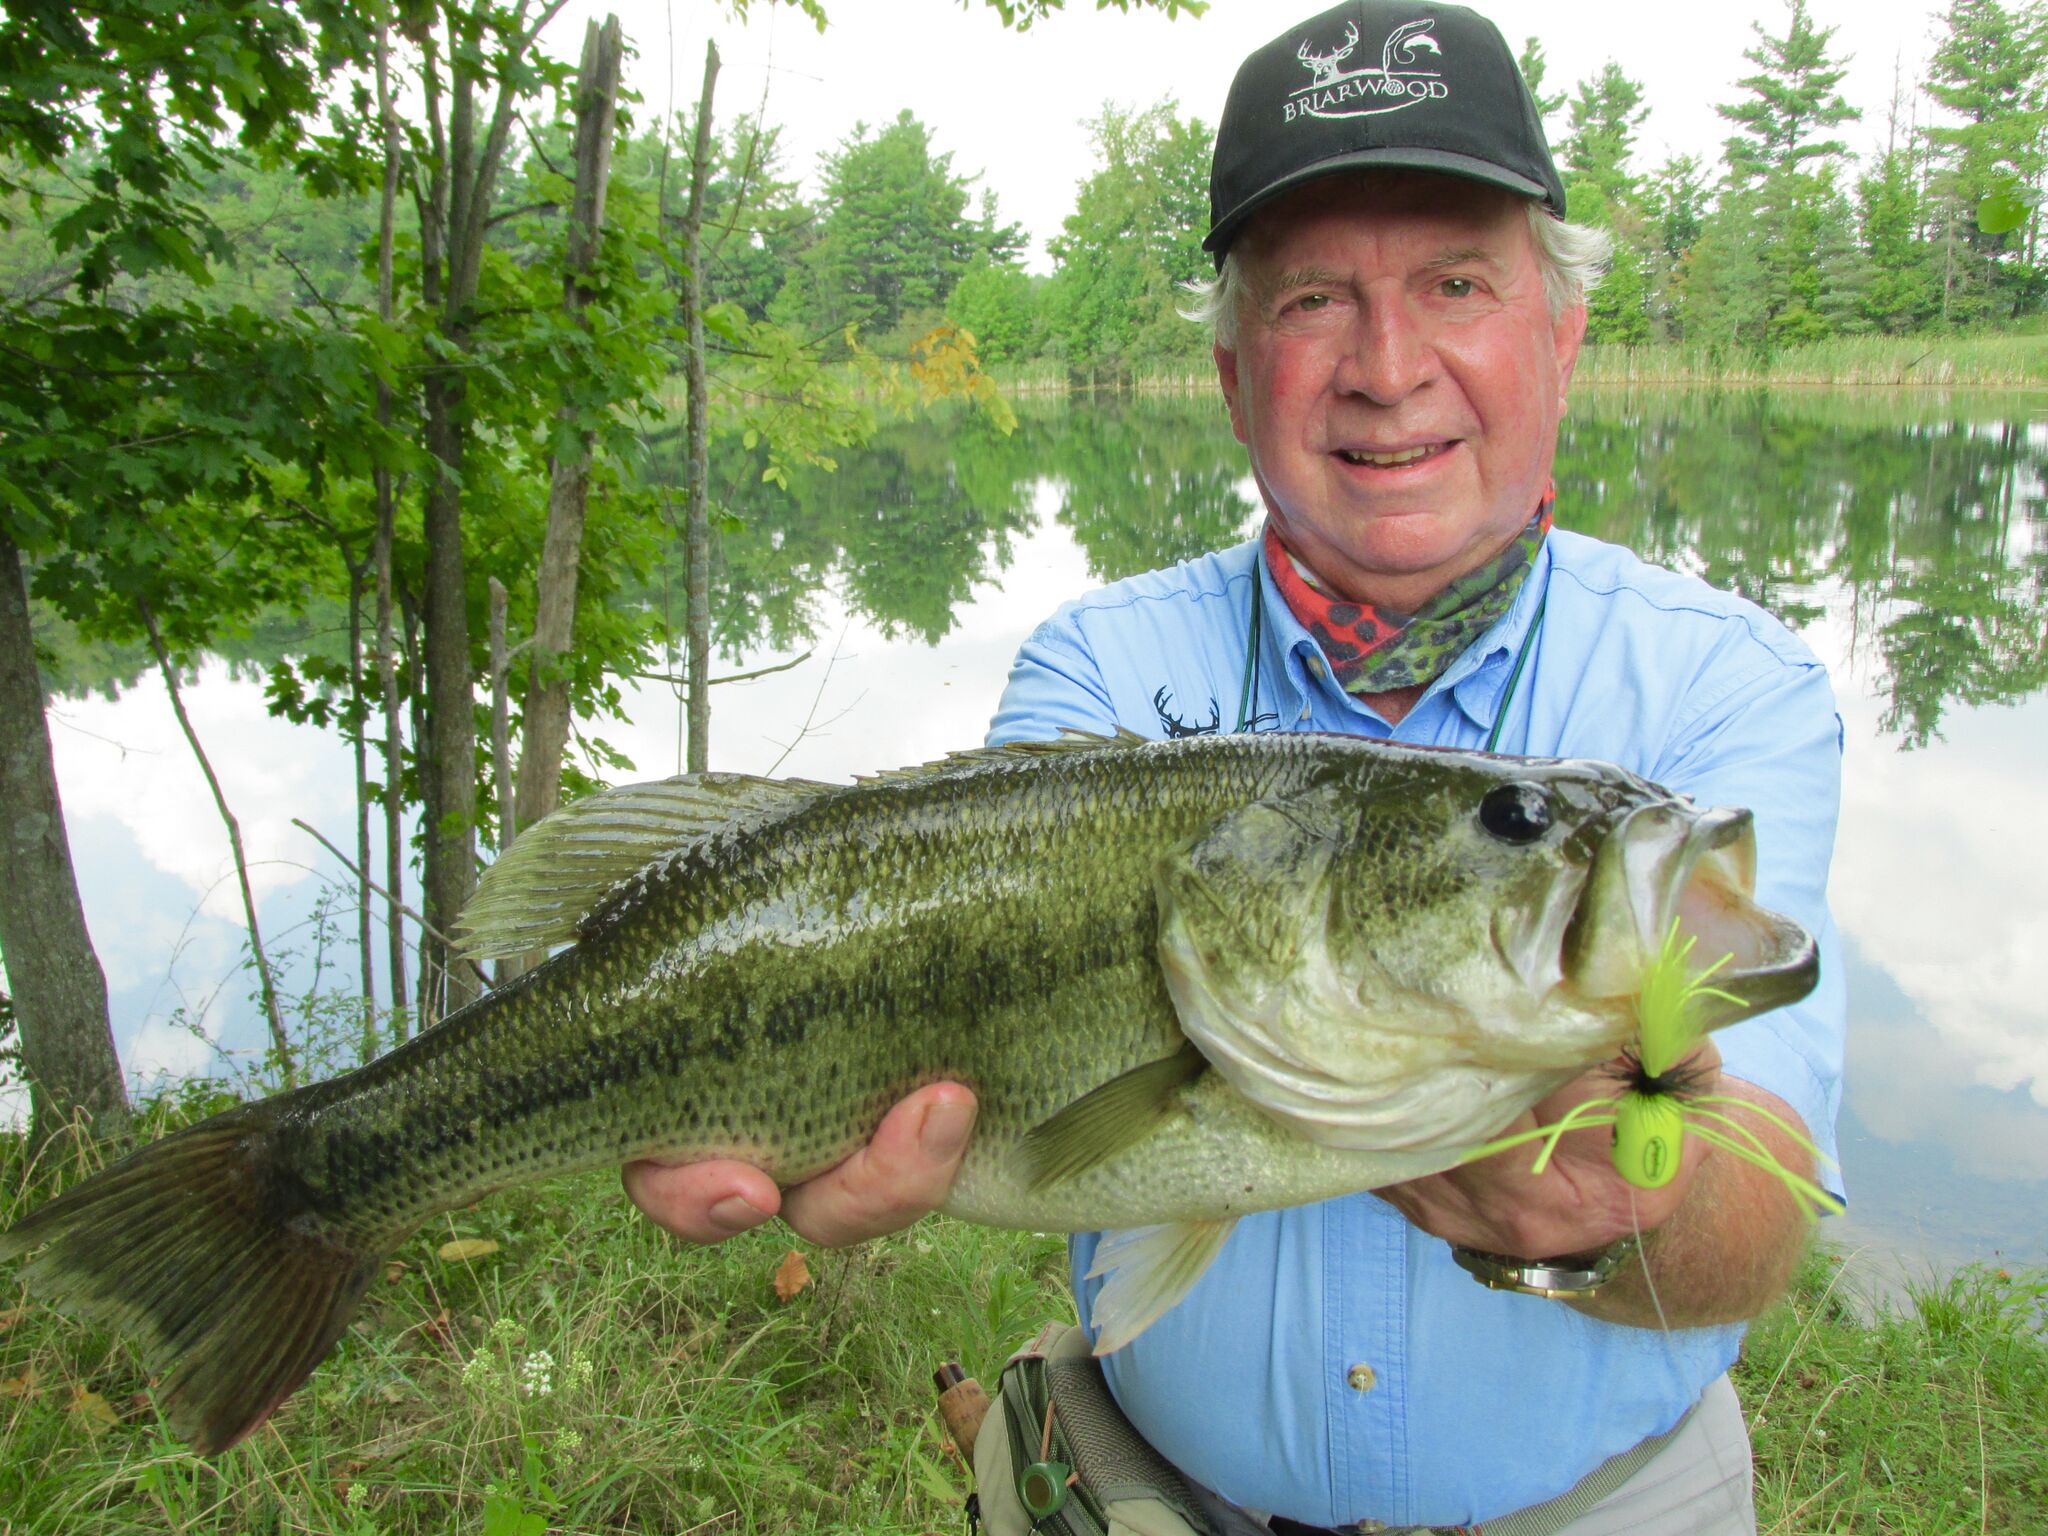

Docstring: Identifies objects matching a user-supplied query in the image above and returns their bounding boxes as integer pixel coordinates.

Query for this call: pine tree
[1562,61,1648,208]
[1715,0,1861,343]
[1644,155,1709,339]
[1923,0,2048,322]
[1516,37,1567,132]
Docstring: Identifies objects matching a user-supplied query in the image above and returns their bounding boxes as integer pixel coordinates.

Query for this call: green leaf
[1976,183,2035,236]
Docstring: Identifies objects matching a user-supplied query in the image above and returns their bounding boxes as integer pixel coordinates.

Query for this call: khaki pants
[1187,1375,1756,1536]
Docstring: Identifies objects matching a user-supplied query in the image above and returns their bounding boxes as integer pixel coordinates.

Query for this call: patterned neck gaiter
[1263,496,1553,694]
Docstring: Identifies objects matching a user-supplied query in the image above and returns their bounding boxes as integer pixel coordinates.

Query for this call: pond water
[27,385,2048,1306]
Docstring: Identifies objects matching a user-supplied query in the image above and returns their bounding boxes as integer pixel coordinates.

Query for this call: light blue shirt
[987,529,1847,1529]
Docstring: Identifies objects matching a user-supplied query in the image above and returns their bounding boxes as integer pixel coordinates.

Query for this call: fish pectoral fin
[454,774,835,959]
[1085,1218,1239,1353]
[1020,1042,1207,1193]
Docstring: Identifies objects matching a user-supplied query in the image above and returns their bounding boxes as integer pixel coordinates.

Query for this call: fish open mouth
[1562,800,1818,1030]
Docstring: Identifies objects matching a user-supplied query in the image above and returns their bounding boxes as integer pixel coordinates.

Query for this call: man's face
[1215,173,1586,611]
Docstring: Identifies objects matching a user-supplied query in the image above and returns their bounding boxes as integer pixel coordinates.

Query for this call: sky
[546,0,1944,271]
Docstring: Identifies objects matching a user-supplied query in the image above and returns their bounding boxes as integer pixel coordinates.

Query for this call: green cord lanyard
[1484,592,1547,752]
[1235,577,1548,747]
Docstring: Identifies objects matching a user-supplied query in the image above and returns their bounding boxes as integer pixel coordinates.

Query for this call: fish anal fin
[1085,1218,1240,1353]
[1020,1041,1206,1193]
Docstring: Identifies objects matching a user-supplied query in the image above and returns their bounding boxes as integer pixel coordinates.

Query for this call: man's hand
[1379,1039,1818,1327]
[621,1082,977,1248]
[1379,1042,1723,1261]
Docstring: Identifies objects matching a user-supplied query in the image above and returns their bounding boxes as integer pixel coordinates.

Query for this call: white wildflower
[489,1317,523,1347]
[520,1349,556,1397]
[565,1352,595,1391]
[555,1429,584,1457]
[345,1482,368,1509]
[461,1350,498,1388]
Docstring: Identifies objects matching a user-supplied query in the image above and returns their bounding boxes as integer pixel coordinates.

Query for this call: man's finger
[780,1082,977,1248]
[621,1157,782,1244]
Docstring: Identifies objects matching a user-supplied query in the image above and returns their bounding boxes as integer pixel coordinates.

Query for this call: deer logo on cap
[1287,16,1446,121]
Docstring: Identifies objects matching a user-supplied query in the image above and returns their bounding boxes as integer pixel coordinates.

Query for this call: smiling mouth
[1336,443,1452,467]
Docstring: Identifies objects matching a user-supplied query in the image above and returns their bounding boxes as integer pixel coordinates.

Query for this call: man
[627,4,1847,1530]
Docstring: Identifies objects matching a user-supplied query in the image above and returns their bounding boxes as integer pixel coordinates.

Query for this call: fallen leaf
[772,1249,813,1301]
[384,1260,410,1284]
[436,1238,498,1263]
[70,1386,119,1432]
[0,1368,37,1398]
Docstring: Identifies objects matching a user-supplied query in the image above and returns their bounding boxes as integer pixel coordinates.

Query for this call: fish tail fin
[0,1099,385,1454]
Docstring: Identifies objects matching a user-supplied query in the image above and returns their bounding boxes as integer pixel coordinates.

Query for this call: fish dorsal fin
[853,728,1150,784]
[455,774,836,959]
[1019,1041,1207,1192]
[1085,1218,1240,1353]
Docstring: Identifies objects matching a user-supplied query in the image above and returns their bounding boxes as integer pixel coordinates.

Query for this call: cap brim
[1204,148,1556,259]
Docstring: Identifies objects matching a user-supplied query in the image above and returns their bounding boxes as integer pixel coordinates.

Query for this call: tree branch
[291,818,495,993]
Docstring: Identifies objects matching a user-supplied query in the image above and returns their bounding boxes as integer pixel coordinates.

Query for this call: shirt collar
[1253,536,1555,734]
[1442,536,1554,732]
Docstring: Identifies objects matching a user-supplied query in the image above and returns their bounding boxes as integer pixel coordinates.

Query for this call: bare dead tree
[682,40,720,773]
[138,600,293,1085]
[512,14,624,838]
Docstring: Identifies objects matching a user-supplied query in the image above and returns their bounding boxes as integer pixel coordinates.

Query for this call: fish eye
[1478,783,1552,845]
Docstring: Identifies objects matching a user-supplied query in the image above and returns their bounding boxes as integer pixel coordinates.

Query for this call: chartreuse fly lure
[1467,920,1844,1215]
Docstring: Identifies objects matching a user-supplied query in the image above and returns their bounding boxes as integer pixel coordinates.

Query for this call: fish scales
[296,734,1305,1239]
[0,731,1821,1453]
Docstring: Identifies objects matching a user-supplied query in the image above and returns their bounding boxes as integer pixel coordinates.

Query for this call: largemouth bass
[0,732,1816,1455]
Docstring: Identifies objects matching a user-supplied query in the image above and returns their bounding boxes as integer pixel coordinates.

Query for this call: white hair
[1182,200,1612,347]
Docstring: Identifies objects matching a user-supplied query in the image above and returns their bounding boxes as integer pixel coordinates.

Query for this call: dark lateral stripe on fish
[308,911,1165,1201]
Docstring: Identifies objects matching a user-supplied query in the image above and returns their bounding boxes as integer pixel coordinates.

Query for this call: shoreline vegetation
[1,1091,2042,1534]
[990,334,2048,396]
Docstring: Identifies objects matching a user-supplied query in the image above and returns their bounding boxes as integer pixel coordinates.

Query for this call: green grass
[2,1101,2042,1535]
[1736,1250,2048,1534]
[1575,334,2048,389]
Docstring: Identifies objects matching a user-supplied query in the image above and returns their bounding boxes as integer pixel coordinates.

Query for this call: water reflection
[642,391,2048,762]
[1555,391,2048,748]
[637,396,1258,656]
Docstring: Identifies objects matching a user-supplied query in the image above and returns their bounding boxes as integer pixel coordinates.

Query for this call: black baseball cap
[1205,1,1566,265]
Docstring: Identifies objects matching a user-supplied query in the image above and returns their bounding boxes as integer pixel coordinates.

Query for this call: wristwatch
[1449,1234,1641,1298]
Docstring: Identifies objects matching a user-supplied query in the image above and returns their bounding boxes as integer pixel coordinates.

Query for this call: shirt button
[1346,1362,1376,1393]
[1307,656,1326,678]
[1298,705,1312,722]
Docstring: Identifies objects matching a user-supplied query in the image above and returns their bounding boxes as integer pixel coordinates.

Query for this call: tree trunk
[373,1,410,1043]
[682,41,720,774]
[409,8,542,1022]
[401,592,434,1027]
[488,575,514,851]
[0,533,128,1150]
[513,15,623,835]
[419,378,477,1021]
[348,559,376,1063]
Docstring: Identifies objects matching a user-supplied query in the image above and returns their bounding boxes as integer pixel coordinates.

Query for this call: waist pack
[970,1322,1218,1536]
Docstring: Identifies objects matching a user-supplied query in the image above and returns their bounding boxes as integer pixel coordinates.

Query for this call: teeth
[1341,445,1437,466]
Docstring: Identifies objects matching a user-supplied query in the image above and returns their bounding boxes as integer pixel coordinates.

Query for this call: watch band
[1449,1234,1641,1298]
